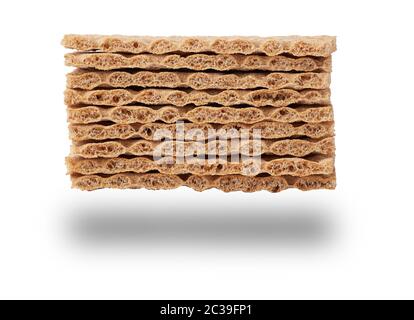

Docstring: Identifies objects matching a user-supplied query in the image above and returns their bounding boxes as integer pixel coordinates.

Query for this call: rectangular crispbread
[69,121,335,141]
[67,70,331,90]
[62,35,336,57]
[71,138,335,158]
[71,173,337,192]
[63,34,337,193]
[66,155,334,177]
[67,105,334,124]
[65,52,332,72]
[65,88,330,107]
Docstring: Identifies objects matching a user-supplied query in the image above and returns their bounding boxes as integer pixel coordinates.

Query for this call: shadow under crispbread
[64,191,337,248]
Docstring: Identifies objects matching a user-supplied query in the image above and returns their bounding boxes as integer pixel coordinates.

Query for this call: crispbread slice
[69,121,334,141]
[68,105,334,124]
[71,173,336,192]
[67,70,331,90]
[66,156,334,177]
[62,35,336,57]
[65,52,332,72]
[71,138,335,158]
[65,88,330,107]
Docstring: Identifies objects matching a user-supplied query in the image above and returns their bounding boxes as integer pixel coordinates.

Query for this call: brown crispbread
[71,173,336,192]
[62,35,336,57]
[63,34,337,193]
[65,52,332,72]
[68,105,334,124]
[65,88,330,107]
[66,156,334,177]
[69,121,334,141]
[70,138,335,158]
[67,70,331,90]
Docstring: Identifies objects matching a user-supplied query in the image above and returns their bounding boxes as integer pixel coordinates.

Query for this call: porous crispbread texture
[68,105,334,124]
[71,173,336,192]
[65,88,330,108]
[67,70,331,90]
[62,35,336,57]
[69,121,334,141]
[71,138,335,158]
[66,156,334,177]
[65,53,332,72]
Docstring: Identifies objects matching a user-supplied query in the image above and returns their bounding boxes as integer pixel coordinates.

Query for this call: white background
[0,0,413,300]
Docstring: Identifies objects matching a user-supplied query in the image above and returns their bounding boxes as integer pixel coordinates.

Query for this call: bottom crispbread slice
[71,137,335,158]
[71,173,336,192]
[66,156,334,177]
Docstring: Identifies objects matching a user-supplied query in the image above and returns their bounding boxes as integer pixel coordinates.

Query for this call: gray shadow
[65,197,336,248]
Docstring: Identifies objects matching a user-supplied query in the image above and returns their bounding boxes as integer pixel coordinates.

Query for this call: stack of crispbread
[63,35,336,193]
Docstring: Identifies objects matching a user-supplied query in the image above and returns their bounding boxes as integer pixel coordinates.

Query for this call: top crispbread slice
[70,137,335,158]
[62,35,336,57]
